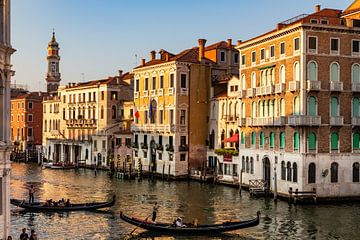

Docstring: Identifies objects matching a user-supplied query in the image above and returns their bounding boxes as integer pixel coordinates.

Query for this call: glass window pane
[309,62,317,81]
[330,63,339,82]
[353,98,359,117]
[353,64,360,83]
[353,132,360,149]
[331,133,339,150]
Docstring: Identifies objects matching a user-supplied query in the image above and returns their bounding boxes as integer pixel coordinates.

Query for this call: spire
[52,29,56,42]
[48,29,58,47]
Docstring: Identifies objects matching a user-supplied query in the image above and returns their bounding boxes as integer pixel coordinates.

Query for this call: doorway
[263,157,271,190]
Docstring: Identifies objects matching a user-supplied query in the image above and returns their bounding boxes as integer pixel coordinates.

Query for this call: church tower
[46,31,61,93]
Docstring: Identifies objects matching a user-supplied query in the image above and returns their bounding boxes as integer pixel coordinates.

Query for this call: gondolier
[28,185,35,203]
[152,202,159,223]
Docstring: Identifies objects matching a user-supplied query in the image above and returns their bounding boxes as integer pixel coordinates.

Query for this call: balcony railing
[150,89,156,96]
[330,116,344,126]
[226,115,237,123]
[288,115,321,126]
[275,83,286,93]
[131,124,175,133]
[143,90,149,97]
[246,117,253,126]
[238,90,247,98]
[289,81,300,91]
[180,88,188,96]
[330,81,343,91]
[352,83,360,92]
[168,88,174,96]
[352,117,360,126]
[264,85,274,95]
[246,88,256,98]
[157,89,164,96]
[134,92,139,98]
[273,116,287,126]
[307,80,321,91]
[256,86,265,96]
[237,117,246,126]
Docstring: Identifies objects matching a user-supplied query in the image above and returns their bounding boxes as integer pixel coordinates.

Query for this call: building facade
[0,0,15,238]
[131,39,238,177]
[237,3,360,198]
[43,72,133,167]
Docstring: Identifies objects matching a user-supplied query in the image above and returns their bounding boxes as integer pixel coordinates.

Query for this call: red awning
[222,133,239,143]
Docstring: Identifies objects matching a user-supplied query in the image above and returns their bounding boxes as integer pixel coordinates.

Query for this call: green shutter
[308,132,316,150]
[270,132,275,148]
[280,132,285,149]
[309,62,317,81]
[353,98,359,117]
[331,132,339,150]
[353,64,360,83]
[308,96,317,116]
[294,132,299,150]
[331,63,339,82]
[353,132,360,149]
[251,132,256,145]
[241,132,245,144]
[260,132,264,146]
[331,97,339,117]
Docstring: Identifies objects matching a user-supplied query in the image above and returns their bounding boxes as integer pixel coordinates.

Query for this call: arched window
[241,102,246,118]
[258,101,263,117]
[330,162,339,183]
[251,102,256,118]
[228,102,232,118]
[280,65,286,84]
[250,157,254,174]
[209,130,215,150]
[293,163,298,183]
[241,132,245,145]
[264,100,269,117]
[308,163,316,183]
[281,161,286,180]
[308,96,317,116]
[331,132,339,151]
[251,132,256,146]
[287,162,292,181]
[280,98,285,116]
[353,132,360,150]
[308,132,317,151]
[111,105,117,119]
[85,149,89,159]
[294,62,300,81]
[280,132,285,149]
[246,158,249,173]
[269,132,275,148]
[330,62,340,82]
[242,157,246,171]
[353,162,360,182]
[234,102,238,118]
[274,99,278,117]
[222,103,226,119]
[221,130,225,148]
[251,72,256,88]
[293,96,300,115]
[353,97,359,117]
[271,68,275,85]
[308,61,317,81]
[260,132,265,148]
[330,97,339,117]
[212,103,216,119]
[261,71,266,86]
[44,120,47,132]
[269,100,274,117]
[241,74,246,90]
[352,64,360,83]
[293,131,299,151]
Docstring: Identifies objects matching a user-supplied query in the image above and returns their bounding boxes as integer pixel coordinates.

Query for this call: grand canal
[9,163,360,239]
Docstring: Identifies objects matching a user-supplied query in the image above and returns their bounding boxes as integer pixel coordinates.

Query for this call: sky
[11,0,354,91]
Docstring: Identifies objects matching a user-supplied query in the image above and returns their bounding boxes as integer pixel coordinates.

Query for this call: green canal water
[9,163,360,239]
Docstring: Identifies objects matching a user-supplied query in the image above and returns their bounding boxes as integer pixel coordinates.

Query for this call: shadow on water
[126,231,258,240]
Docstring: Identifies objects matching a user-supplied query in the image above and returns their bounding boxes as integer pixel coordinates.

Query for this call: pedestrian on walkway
[28,185,35,204]
[20,228,29,240]
[29,229,37,240]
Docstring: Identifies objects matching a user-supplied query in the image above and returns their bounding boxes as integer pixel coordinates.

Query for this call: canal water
[9,163,360,239]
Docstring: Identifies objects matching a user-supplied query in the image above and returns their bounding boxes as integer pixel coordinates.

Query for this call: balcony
[134,92,139,98]
[157,89,164,96]
[352,83,360,92]
[247,88,256,98]
[65,119,97,128]
[353,117,360,126]
[264,85,275,95]
[131,124,176,133]
[180,88,188,96]
[165,144,174,152]
[141,142,148,150]
[150,89,156,96]
[307,80,321,91]
[275,83,286,93]
[330,116,344,126]
[226,115,237,123]
[330,81,343,91]
[168,88,174,96]
[238,90,247,98]
[156,143,164,151]
[131,142,139,149]
[256,86,265,96]
[246,117,253,126]
[289,81,300,91]
[288,115,321,126]
[273,116,287,126]
[143,90,149,97]
[237,117,246,126]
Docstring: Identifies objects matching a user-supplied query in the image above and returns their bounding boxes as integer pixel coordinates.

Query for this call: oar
[128,212,152,236]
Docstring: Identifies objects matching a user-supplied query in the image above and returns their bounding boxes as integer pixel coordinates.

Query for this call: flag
[149,99,153,121]
[134,105,140,119]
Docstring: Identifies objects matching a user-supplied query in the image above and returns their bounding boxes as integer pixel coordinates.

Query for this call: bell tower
[46,31,61,93]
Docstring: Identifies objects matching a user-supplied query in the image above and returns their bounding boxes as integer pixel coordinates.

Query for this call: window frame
[330,38,340,55]
[308,36,318,53]
[280,42,285,57]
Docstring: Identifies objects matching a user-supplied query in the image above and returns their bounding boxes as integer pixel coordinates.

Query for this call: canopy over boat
[120,211,260,234]
[11,195,115,212]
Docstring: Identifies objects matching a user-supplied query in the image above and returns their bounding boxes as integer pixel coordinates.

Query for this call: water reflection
[10,163,360,239]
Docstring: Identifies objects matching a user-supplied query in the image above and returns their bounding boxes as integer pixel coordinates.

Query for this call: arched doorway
[263,157,271,190]
[150,139,156,172]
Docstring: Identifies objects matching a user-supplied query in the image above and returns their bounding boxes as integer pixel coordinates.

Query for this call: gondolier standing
[28,185,35,203]
[152,202,159,223]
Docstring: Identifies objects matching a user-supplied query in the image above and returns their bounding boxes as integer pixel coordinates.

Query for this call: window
[135,79,139,92]
[220,51,225,62]
[93,92,96,101]
[259,132,264,148]
[308,37,317,52]
[352,40,360,55]
[353,162,359,182]
[180,110,186,125]
[169,109,174,124]
[353,98,359,117]
[111,106,116,119]
[280,42,285,55]
[353,132,360,150]
[294,62,300,81]
[281,161,286,180]
[270,132,274,148]
[294,38,300,52]
[179,74,187,89]
[310,19,318,24]
[321,19,328,25]
[93,140,97,149]
[28,114,33,122]
[241,132,245,145]
[330,162,339,183]
[331,132,339,150]
[308,163,316,183]
[160,76,164,89]
[354,19,360,27]
[330,97,339,117]
[100,106,104,119]
[159,110,164,124]
[260,49,265,61]
[144,78,149,91]
[308,132,317,151]
[251,132,256,146]
[101,91,105,100]
[280,132,285,149]
[270,45,275,58]
[287,162,292,181]
[308,96,317,116]
[280,65,286,84]
[28,102,33,109]
[241,55,246,66]
[116,137,121,146]
[353,64,360,83]
[180,154,186,161]
[293,163,297,183]
[245,159,249,173]
[308,61,317,81]
[250,158,254,174]
[152,76,156,90]
[251,51,256,64]
[293,131,299,151]
[169,73,174,88]
[293,96,300,115]
[234,53,239,63]
[330,38,339,53]
[28,127,33,137]
[102,140,106,149]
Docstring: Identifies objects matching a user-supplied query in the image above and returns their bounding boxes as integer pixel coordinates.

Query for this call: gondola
[120,211,260,234]
[10,195,116,212]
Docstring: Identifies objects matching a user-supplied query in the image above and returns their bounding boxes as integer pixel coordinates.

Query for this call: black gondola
[10,195,116,212]
[120,211,260,234]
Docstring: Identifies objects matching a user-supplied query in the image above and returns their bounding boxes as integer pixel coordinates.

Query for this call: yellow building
[132,39,238,177]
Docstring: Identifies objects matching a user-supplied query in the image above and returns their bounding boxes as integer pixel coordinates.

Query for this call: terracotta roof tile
[205,41,235,51]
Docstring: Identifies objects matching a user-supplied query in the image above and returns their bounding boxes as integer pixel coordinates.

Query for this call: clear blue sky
[11,0,354,91]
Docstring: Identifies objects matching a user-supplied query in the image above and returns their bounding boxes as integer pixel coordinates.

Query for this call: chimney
[198,39,207,62]
[277,23,284,30]
[237,40,242,46]
[150,50,156,61]
[141,58,146,66]
[118,70,123,77]
[227,39,232,47]
[316,5,321,12]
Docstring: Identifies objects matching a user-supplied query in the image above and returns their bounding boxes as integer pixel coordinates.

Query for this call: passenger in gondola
[174,217,186,227]
[65,199,71,207]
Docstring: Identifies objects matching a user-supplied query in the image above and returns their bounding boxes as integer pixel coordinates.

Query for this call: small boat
[43,162,75,169]
[120,211,260,234]
[11,195,116,212]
